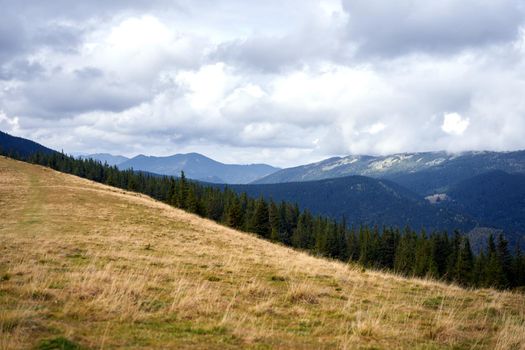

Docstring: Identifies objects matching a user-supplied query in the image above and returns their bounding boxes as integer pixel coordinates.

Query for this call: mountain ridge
[117,152,280,184]
[253,150,525,195]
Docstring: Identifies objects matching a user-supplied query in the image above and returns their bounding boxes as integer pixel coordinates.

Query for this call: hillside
[0,130,55,158]
[254,151,525,195]
[226,176,475,233]
[446,171,525,246]
[118,153,279,184]
[1,156,524,349]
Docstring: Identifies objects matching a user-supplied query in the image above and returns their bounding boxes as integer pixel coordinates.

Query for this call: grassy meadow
[0,156,524,349]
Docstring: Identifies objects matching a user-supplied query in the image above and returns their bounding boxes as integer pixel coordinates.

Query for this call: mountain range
[1,130,524,248]
[79,153,129,166]
[117,153,279,184]
[253,151,525,195]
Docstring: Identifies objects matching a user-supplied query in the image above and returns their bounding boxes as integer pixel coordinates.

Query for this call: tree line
[2,149,524,290]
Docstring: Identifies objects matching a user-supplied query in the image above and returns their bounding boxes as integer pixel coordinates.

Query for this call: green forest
[2,149,524,290]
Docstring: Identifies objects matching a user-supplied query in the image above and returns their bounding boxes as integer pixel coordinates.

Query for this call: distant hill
[0,130,55,157]
[225,175,475,233]
[79,153,129,166]
[253,151,525,195]
[118,153,280,184]
[446,170,525,248]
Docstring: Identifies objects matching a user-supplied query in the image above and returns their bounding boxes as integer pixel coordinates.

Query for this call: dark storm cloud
[342,0,525,57]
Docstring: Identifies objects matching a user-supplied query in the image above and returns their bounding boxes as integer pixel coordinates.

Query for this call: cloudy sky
[1,0,525,167]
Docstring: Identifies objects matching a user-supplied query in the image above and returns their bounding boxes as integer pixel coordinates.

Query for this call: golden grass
[0,156,524,349]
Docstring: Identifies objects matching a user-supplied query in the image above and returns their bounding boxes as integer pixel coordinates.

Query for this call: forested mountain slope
[0,130,55,157]
[226,176,475,233]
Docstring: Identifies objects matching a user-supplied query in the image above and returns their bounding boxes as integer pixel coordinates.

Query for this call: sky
[1,0,525,167]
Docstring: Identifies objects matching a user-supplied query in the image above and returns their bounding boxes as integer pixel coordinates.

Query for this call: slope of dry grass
[0,156,524,349]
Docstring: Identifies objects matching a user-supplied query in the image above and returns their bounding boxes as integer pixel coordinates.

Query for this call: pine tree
[394,228,416,275]
[251,198,270,238]
[378,227,396,269]
[497,234,512,288]
[186,186,199,214]
[268,201,280,241]
[413,230,430,277]
[177,171,188,209]
[472,251,487,287]
[513,243,525,287]
[455,237,474,286]
[226,196,243,229]
[292,211,314,249]
[485,235,506,288]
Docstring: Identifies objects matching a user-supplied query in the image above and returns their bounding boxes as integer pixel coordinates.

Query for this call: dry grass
[0,156,524,349]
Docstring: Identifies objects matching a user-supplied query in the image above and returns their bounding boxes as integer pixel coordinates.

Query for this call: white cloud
[441,112,470,135]
[0,110,19,132]
[366,122,386,135]
[1,1,525,167]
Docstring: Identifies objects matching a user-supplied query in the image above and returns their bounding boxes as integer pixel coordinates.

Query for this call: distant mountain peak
[116,152,279,184]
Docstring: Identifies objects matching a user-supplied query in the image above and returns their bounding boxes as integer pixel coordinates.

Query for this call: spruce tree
[251,198,270,238]
[455,238,474,286]
[497,234,513,287]
[268,201,280,241]
[226,196,243,229]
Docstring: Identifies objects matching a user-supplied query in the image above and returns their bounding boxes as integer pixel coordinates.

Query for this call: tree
[226,196,243,229]
[485,235,506,288]
[292,211,314,249]
[251,198,270,238]
[513,242,525,287]
[455,238,474,286]
[496,234,512,288]
[394,228,416,275]
[268,201,281,241]
[176,171,188,209]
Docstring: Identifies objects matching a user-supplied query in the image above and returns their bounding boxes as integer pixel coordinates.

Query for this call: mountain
[79,153,129,166]
[446,170,525,248]
[118,153,279,184]
[0,130,55,157]
[2,156,523,349]
[225,175,475,233]
[253,150,525,195]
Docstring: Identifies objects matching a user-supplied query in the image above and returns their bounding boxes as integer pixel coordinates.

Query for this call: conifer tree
[497,234,513,287]
[513,243,525,287]
[394,228,416,275]
[226,196,243,229]
[455,237,474,286]
[251,197,270,238]
[268,201,280,241]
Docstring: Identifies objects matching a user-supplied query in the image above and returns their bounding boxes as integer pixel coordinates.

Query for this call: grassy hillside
[0,156,524,349]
